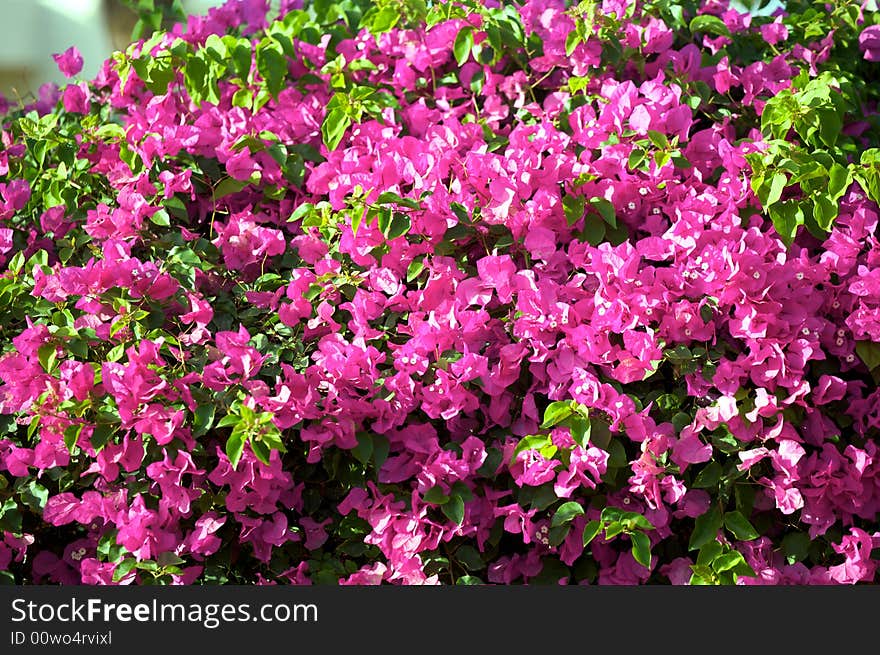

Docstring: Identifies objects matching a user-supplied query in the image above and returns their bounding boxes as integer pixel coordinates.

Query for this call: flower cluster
[1,0,880,585]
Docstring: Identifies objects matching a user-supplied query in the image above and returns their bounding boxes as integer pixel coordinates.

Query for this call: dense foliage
[2,0,880,585]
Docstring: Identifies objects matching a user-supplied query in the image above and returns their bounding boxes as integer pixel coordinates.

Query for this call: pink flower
[760,19,788,46]
[671,428,713,469]
[859,25,880,62]
[52,46,83,78]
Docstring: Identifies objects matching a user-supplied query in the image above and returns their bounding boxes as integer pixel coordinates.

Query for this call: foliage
[0,0,880,586]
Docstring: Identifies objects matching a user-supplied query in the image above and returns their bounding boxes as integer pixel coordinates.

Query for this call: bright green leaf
[630,531,652,569]
[723,511,760,541]
[551,501,585,528]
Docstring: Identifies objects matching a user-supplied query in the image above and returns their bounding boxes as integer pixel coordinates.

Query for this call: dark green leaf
[351,433,373,465]
[723,511,759,541]
[193,405,215,437]
[379,211,410,240]
[856,341,880,371]
[563,194,586,226]
[455,545,485,571]
[782,532,811,564]
[442,494,465,525]
[693,461,723,489]
[423,486,449,505]
[689,505,722,551]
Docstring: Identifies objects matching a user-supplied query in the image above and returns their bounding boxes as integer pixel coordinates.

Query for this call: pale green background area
[0,0,223,100]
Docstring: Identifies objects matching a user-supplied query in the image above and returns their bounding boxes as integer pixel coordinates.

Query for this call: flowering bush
[1,0,880,585]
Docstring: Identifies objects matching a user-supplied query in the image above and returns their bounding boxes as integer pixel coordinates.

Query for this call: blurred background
[0,0,846,102]
[0,0,224,100]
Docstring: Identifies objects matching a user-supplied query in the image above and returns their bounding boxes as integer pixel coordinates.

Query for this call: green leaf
[230,40,252,80]
[689,14,731,37]
[856,340,880,371]
[693,461,723,489]
[689,505,722,551]
[441,494,465,525]
[568,75,589,94]
[232,88,253,108]
[372,434,390,471]
[768,201,802,245]
[647,130,669,150]
[765,172,787,207]
[541,401,574,429]
[578,218,605,246]
[321,108,351,151]
[256,38,287,96]
[567,416,591,449]
[258,424,286,453]
[193,404,215,438]
[376,191,421,210]
[379,211,410,240]
[351,433,374,465]
[551,501,585,528]
[19,479,48,512]
[112,558,138,582]
[563,194,586,226]
[406,257,425,282]
[621,512,655,531]
[91,423,114,452]
[604,521,626,540]
[582,520,603,546]
[0,498,21,532]
[250,438,271,466]
[712,550,748,573]
[812,193,838,231]
[63,424,83,453]
[423,486,449,505]
[156,551,186,568]
[512,434,554,459]
[817,108,842,148]
[452,545,484,573]
[782,532,811,564]
[828,163,852,200]
[456,575,483,585]
[37,344,58,374]
[216,413,240,429]
[589,198,617,227]
[627,148,646,171]
[453,27,474,66]
[370,7,400,33]
[564,30,581,57]
[630,531,652,569]
[288,202,314,223]
[213,177,249,200]
[724,511,759,541]
[226,430,247,469]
